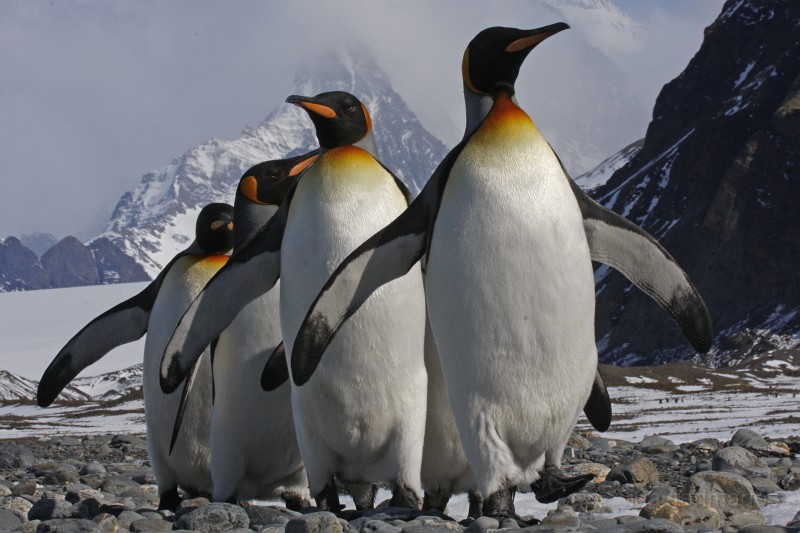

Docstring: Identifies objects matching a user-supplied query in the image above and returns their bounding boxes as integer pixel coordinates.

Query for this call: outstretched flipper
[160,199,291,394]
[583,368,612,432]
[569,178,712,352]
[290,142,468,386]
[261,341,289,392]
[37,254,185,407]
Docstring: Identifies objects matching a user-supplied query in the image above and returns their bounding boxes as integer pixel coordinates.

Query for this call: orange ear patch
[240,175,263,203]
[289,154,319,177]
[300,101,337,118]
[361,103,373,132]
[461,49,482,94]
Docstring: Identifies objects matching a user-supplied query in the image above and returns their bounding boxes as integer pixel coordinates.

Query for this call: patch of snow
[675,385,707,392]
[734,61,756,88]
[625,376,658,384]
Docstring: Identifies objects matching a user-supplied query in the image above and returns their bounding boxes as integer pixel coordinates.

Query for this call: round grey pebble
[0,443,36,469]
[174,502,250,532]
[0,508,22,530]
[464,516,499,532]
[79,462,106,476]
[287,511,344,533]
[28,498,73,521]
[129,517,174,532]
[35,517,102,532]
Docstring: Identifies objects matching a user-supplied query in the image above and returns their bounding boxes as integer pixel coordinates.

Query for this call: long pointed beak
[506,22,570,53]
[286,95,337,118]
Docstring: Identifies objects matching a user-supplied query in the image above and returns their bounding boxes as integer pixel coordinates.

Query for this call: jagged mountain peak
[100,48,448,277]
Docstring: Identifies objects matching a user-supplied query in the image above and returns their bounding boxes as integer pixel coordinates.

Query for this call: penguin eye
[343,104,357,114]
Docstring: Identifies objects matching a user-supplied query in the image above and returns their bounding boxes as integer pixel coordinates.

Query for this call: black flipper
[290,141,468,386]
[568,177,713,352]
[168,352,204,455]
[37,253,186,407]
[260,341,289,392]
[160,192,294,394]
[209,337,218,405]
[583,368,612,432]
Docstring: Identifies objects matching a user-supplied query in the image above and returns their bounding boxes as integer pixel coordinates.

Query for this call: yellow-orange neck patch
[480,95,535,132]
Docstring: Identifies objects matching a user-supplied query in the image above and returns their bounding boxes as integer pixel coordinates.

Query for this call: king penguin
[208,152,317,508]
[160,91,428,512]
[38,203,235,510]
[288,25,712,521]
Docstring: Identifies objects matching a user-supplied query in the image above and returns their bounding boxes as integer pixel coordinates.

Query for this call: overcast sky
[0,0,724,241]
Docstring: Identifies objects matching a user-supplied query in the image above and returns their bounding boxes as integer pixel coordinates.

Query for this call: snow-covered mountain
[0,370,89,402]
[573,139,643,191]
[0,365,141,404]
[99,48,448,277]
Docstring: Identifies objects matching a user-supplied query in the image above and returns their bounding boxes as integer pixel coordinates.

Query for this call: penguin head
[286,91,373,149]
[238,150,320,206]
[195,202,234,254]
[462,23,569,97]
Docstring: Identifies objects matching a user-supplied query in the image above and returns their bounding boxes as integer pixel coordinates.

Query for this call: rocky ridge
[587,0,800,366]
[0,237,149,293]
[0,428,797,532]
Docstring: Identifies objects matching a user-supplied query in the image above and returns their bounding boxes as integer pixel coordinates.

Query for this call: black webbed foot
[531,465,594,503]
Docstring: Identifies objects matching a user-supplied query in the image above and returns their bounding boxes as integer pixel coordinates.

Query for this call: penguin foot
[422,490,451,512]
[389,483,422,509]
[481,485,516,521]
[337,509,364,520]
[348,482,377,511]
[157,488,181,511]
[282,491,310,512]
[314,480,344,513]
[531,466,594,503]
[467,489,483,519]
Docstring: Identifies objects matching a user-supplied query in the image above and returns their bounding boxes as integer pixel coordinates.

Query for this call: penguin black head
[286,91,372,149]
[238,151,320,206]
[195,202,234,254]
[463,23,569,96]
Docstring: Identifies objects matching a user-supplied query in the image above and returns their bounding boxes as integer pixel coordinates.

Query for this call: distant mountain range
[0,365,141,403]
[0,236,148,292]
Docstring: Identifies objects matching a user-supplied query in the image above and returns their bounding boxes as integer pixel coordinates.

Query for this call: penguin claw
[531,467,595,503]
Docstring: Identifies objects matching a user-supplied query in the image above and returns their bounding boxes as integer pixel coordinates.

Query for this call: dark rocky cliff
[590,0,800,365]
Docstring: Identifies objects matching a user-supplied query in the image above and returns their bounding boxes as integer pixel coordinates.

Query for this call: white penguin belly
[280,155,427,493]
[211,281,308,501]
[143,255,225,495]
[425,134,597,496]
